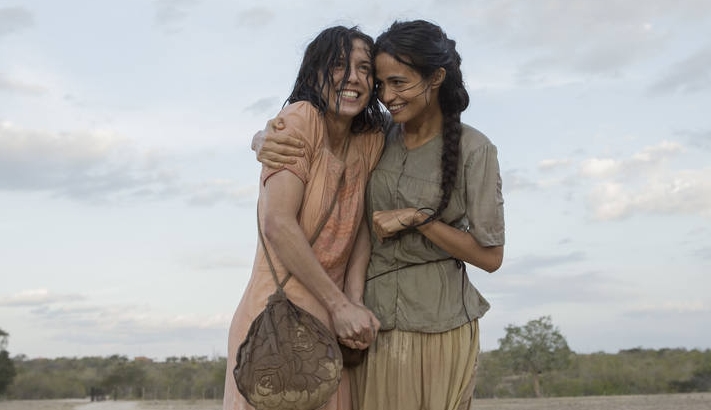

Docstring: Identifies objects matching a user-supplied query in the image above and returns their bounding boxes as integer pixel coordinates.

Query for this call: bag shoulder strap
[257,153,348,290]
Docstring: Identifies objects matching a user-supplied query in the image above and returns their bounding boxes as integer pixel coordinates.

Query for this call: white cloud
[587,168,711,220]
[579,158,621,178]
[0,122,260,207]
[0,122,179,201]
[573,140,711,220]
[631,140,684,163]
[538,158,572,171]
[527,141,709,220]
[579,141,684,179]
[2,288,229,349]
[0,289,86,307]
[627,301,710,315]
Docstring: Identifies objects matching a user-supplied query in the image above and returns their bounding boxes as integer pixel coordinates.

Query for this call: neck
[402,108,443,149]
[325,115,352,159]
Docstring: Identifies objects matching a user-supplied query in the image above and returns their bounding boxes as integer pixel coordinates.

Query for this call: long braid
[436,113,462,216]
[434,36,469,217]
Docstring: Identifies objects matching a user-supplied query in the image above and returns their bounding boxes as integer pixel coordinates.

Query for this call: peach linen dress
[223,101,383,410]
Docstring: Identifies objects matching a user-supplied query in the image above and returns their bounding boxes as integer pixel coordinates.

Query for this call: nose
[347,64,361,84]
[378,84,395,103]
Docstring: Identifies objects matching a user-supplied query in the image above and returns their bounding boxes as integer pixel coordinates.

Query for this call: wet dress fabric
[223,101,383,410]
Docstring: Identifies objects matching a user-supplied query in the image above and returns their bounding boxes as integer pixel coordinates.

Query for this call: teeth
[340,90,359,98]
[389,103,405,111]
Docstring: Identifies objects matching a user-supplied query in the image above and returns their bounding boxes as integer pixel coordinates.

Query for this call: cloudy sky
[1,0,710,361]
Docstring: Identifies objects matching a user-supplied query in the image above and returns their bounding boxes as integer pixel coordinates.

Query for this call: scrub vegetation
[1,319,709,401]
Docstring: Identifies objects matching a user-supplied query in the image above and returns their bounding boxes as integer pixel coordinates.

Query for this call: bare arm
[343,218,371,303]
[342,217,380,345]
[416,219,503,273]
[262,170,377,348]
[372,208,504,273]
[252,117,305,169]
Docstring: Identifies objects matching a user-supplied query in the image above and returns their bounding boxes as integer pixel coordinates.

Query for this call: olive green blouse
[363,122,505,333]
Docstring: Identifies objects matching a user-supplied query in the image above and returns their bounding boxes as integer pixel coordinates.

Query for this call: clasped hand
[332,301,380,350]
[372,208,420,242]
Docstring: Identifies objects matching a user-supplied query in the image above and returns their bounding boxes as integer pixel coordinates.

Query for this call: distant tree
[102,359,147,399]
[0,329,7,350]
[498,316,572,397]
[670,353,711,392]
[0,328,17,396]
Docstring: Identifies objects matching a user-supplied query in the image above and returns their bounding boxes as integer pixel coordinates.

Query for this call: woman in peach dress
[223,26,385,410]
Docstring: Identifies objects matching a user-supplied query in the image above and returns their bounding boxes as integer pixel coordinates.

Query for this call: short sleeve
[260,102,323,186]
[465,142,505,247]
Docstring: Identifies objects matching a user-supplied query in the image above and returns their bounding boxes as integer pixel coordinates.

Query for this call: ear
[431,67,446,89]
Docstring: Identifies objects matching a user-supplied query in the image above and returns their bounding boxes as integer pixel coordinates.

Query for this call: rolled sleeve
[465,143,505,247]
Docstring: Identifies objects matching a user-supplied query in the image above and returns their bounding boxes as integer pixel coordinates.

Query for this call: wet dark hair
[287,26,385,134]
[375,20,469,217]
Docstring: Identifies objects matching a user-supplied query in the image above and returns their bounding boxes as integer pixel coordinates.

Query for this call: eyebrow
[380,74,408,82]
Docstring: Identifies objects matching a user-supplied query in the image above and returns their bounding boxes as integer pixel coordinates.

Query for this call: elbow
[482,246,504,273]
[463,253,502,273]
[484,258,502,273]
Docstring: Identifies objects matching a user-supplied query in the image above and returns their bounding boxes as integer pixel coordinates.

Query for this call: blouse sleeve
[260,102,321,186]
[364,130,385,173]
[464,142,505,247]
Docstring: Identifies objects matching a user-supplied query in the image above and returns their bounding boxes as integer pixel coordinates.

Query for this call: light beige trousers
[351,320,480,410]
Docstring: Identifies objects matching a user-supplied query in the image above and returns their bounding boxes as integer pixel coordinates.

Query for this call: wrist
[413,207,437,228]
[413,209,429,225]
[326,293,351,315]
[397,207,438,229]
[344,289,363,303]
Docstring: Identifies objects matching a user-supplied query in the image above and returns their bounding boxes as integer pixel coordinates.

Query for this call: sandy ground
[0,400,221,410]
[0,400,85,410]
[1,394,710,410]
[471,393,711,410]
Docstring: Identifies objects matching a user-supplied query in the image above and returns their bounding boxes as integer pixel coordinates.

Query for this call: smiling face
[374,52,440,126]
[322,38,374,121]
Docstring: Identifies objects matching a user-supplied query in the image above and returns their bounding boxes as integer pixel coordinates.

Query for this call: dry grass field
[472,393,711,409]
[1,393,710,410]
